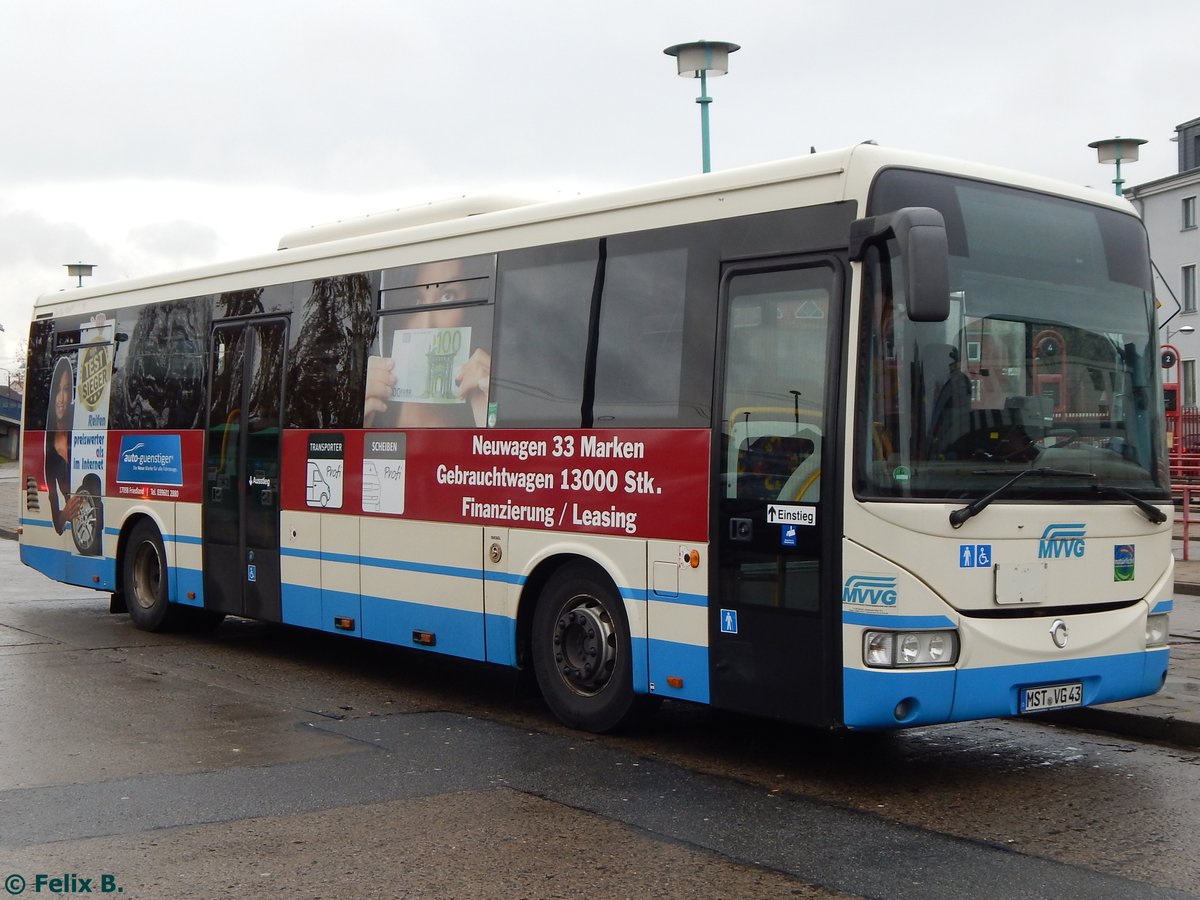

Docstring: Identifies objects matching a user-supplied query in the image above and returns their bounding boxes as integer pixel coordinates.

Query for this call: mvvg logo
[1038,523,1086,559]
[842,575,898,606]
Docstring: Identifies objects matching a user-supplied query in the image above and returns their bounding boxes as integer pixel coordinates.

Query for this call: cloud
[0,210,104,270]
[126,220,220,268]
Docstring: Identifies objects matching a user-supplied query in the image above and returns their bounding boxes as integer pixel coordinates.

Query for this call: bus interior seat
[730,429,821,501]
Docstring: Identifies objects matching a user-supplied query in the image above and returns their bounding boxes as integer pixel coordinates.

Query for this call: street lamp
[65,262,96,288]
[664,39,740,174]
[1166,324,1196,343]
[1088,137,1147,196]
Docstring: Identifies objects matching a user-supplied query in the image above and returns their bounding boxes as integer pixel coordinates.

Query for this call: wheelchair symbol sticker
[959,544,992,568]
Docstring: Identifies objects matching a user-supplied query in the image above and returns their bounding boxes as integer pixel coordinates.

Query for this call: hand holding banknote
[363,344,490,428]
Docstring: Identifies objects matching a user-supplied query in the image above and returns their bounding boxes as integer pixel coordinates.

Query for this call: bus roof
[34,144,1134,314]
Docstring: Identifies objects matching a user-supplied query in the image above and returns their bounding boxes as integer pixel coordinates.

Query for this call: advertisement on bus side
[281,428,711,543]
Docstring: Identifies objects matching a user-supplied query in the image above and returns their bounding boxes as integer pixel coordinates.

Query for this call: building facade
[1127,116,1200,407]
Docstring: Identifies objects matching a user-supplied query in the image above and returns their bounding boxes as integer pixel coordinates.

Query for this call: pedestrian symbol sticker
[959,544,992,568]
[720,609,738,634]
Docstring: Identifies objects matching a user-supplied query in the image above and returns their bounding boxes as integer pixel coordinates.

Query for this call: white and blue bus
[18,144,1173,732]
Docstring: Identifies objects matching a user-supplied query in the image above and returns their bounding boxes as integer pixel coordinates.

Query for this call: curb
[1175,581,1200,597]
[1044,707,1200,748]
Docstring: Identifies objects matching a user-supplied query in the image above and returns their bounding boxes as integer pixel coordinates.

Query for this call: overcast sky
[1,0,1197,376]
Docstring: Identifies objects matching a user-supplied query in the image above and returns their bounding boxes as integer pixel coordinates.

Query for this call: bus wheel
[532,563,636,733]
[123,520,175,632]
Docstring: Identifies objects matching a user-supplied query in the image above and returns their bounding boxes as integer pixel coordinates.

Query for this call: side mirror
[849,207,950,322]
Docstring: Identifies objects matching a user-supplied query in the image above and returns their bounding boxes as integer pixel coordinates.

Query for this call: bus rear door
[202,319,287,620]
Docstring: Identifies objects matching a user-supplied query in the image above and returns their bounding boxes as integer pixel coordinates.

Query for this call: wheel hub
[552,599,616,695]
[131,543,161,611]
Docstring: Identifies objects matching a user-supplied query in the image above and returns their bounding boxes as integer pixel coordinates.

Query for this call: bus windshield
[856,170,1169,502]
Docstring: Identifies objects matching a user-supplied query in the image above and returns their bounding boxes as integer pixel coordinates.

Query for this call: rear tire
[123,520,177,632]
[532,563,638,733]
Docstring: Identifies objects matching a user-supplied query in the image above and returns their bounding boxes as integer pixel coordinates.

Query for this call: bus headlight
[1146,614,1169,648]
[863,630,959,668]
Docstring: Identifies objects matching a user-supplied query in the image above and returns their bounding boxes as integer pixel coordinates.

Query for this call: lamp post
[664,39,739,173]
[65,262,96,288]
[1165,324,1196,343]
[1088,137,1147,196]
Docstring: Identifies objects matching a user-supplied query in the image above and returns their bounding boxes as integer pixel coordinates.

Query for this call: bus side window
[493,242,599,427]
[289,274,377,429]
[593,231,715,427]
[367,259,494,429]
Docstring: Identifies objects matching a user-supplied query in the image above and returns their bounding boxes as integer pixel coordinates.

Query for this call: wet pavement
[2,458,1198,748]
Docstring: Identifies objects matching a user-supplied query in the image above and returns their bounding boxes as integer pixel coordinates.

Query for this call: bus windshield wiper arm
[949,468,1092,529]
[1091,483,1168,525]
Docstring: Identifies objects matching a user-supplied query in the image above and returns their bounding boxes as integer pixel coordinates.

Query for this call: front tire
[123,520,176,632]
[532,563,638,733]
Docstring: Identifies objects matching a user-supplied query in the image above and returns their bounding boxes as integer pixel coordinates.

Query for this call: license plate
[1020,681,1083,714]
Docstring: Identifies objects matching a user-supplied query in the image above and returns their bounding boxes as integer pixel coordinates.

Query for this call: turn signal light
[1146,614,1169,647]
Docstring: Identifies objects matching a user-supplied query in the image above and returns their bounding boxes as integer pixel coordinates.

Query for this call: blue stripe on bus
[25,540,702,694]
[281,583,360,635]
[842,611,956,629]
[66,553,116,590]
[282,547,485,582]
[20,543,114,591]
[484,570,527,586]
[645,638,710,704]
[636,590,708,607]
[485,614,517,666]
[281,583,490,660]
[166,534,204,546]
[361,594,486,661]
[278,547,709,606]
[843,648,1169,729]
[20,543,62,574]
[21,517,119,540]
[281,582,323,630]
[1150,599,1173,615]
[172,566,204,606]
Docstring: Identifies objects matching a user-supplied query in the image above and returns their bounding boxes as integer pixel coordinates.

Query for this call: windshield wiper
[949,468,1093,529]
[1091,483,1168,525]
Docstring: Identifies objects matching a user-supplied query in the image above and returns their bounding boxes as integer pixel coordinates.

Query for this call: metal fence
[1169,409,1200,560]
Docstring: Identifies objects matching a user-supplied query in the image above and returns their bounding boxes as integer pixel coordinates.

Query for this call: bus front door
[712,258,841,725]
[202,320,287,621]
